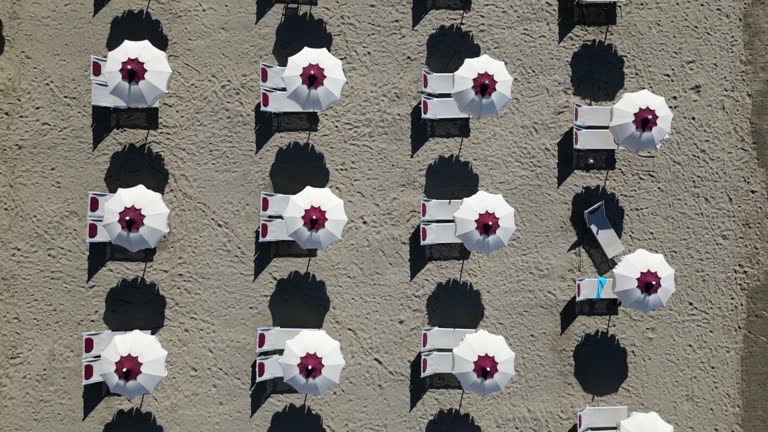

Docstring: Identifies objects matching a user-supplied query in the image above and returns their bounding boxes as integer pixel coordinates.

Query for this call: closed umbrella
[613,249,675,312]
[619,412,674,432]
[103,40,172,107]
[452,330,516,396]
[279,330,346,394]
[103,184,170,252]
[452,55,514,117]
[610,89,673,152]
[99,330,167,399]
[282,47,346,111]
[283,186,348,250]
[453,191,516,254]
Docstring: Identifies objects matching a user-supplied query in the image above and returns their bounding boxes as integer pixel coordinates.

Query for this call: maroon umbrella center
[474,211,500,236]
[120,58,147,84]
[473,354,498,380]
[472,72,497,98]
[302,206,328,232]
[633,107,658,132]
[114,354,143,382]
[636,270,662,295]
[301,64,326,89]
[118,206,146,232]
[298,352,324,379]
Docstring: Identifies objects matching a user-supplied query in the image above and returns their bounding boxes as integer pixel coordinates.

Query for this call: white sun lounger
[86,192,115,244]
[420,222,462,245]
[260,87,309,113]
[575,277,617,301]
[254,354,285,382]
[261,192,291,218]
[420,351,454,378]
[421,95,469,120]
[573,103,612,128]
[420,198,462,221]
[421,327,476,352]
[259,218,292,242]
[573,127,617,150]
[421,68,454,95]
[260,63,287,90]
[584,201,624,259]
[82,357,103,385]
[577,406,629,432]
[256,327,306,353]
[420,198,462,245]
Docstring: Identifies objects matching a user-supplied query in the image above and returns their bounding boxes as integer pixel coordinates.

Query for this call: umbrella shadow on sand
[106,10,168,51]
[410,280,484,410]
[425,409,482,432]
[256,0,318,24]
[88,144,168,281]
[102,408,163,432]
[267,404,326,431]
[573,331,628,396]
[94,0,111,16]
[410,155,476,280]
[254,105,319,153]
[272,13,332,66]
[413,0,472,29]
[0,19,5,56]
[568,185,624,275]
[103,277,166,333]
[570,40,625,103]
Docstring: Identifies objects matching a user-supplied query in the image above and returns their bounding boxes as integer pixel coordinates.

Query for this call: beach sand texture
[0,0,767,431]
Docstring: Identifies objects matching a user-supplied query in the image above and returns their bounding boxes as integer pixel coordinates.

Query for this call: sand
[0,0,766,431]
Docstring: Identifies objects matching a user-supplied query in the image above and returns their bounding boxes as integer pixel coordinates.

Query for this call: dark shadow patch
[413,0,472,29]
[575,3,617,27]
[425,409,482,432]
[83,382,111,420]
[566,425,578,432]
[104,143,169,194]
[94,0,111,16]
[557,0,576,43]
[256,102,319,154]
[425,24,481,73]
[411,103,430,156]
[424,155,479,199]
[103,277,166,333]
[106,10,168,51]
[410,103,471,157]
[560,296,619,334]
[103,408,163,432]
[573,149,617,172]
[250,364,299,416]
[573,331,627,396]
[409,353,429,411]
[560,296,579,335]
[427,279,484,328]
[270,142,329,194]
[92,107,159,151]
[268,404,326,432]
[254,104,277,153]
[0,19,5,56]
[569,186,624,275]
[557,128,575,187]
[253,228,274,281]
[269,271,330,328]
[254,229,318,281]
[87,244,156,282]
[273,13,332,66]
[570,41,625,103]
[409,226,429,280]
[256,0,276,23]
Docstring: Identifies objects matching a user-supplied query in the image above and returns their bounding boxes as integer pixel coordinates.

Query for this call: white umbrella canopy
[103,40,172,107]
[103,184,170,252]
[452,330,516,396]
[99,330,167,399]
[619,412,674,432]
[610,89,673,153]
[453,191,516,255]
[283,47,347,111]
[283,186,348,250]
[613,249,676,312]
[279,330,346,395]
[452,54,514,118]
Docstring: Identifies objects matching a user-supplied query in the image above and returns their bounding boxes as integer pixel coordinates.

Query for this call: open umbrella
[612,249,675,312]
[619,412,674,432]
[279,330,346,394]
[283,186,348,250]
[282,47,346,111]
[452,55,514,117]
[103,40,172,107]
[452,330,516,396]
[99,330,167,399]
[610,89,673,152]
[453,191,516,254]
[103,184,170,252]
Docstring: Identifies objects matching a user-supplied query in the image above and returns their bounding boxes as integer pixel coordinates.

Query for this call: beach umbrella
[452,330,516,396]
[619,412,674,432]
[452,55,514,117]
[453,191,516,254]
[103,40,172,107]
[279,330,346,394]
[282,47,346,111]
[612,249,675,312]
[610,89,673,152]
[283,186,348,250]
[99,330,167,399]
[103,184,170,252]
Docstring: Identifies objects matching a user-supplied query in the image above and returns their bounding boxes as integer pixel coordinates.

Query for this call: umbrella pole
[139,394,144,410]
[303,394,308,408]
[306,256,311,273]
[457,137,464,159]
[458,259,465,283]
[458,390,464,413]
[145,0,152,14]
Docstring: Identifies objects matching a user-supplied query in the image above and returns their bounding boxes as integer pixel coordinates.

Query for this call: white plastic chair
[259,218,292,242]
[584,201,624,259]
[260,62,287,89]
[82,358,103,385]
[86,192,114,244]
[421,68,454,95]
[577,406,629,432]
[256,327,305,353]
[260,87,309,113]
[420,198,462,221]
[254,354,285,382]
[420,222,461,246]
[575,278,617,302]
[421,95,469,120]
[573,127,617,150]
[573,103,612,128]
[261,192,292,218]
[420,351,454,378]
[421,327,476,352]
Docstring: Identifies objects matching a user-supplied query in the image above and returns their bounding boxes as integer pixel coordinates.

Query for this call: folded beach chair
[584,201,624,259]
[419,198,463,246]
[86,192,115,244]
[575,277,616,302]
[421,68,454,95]
[573,102,612,128]
[421,95,469,120]
[260,62,287,90]
[421,327,476,352]
[260,87,309,113]
[259,192,294,242]
[573,127,617,150]
[256,327,305,353]
[577,406,629,432]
